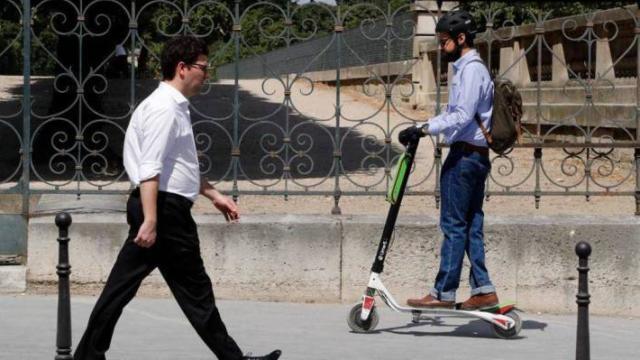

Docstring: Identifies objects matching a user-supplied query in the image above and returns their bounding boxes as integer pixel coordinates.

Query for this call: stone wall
[26,213,640,316]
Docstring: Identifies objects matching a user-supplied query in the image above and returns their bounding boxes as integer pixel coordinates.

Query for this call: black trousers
[74,190,243,360]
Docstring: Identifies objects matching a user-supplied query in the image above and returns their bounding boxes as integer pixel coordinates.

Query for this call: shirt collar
[159,81,189,106]
[452,49,479,71]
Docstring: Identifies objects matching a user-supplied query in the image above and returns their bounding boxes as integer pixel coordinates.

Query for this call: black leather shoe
[242,349,282,360]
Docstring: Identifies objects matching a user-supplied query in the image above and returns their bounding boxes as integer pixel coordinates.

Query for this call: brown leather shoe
[407,294,454,308]
[460,292,499,310]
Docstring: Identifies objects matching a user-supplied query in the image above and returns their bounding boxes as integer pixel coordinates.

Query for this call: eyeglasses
[187,63,209,72]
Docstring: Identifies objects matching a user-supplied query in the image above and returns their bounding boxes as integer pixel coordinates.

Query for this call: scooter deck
[454,301,516,314]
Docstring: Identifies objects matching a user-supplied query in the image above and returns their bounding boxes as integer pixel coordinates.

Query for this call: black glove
[398,125,426,146]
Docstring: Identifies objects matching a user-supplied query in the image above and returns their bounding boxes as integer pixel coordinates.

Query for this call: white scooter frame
[360,272,517,332]
[347,136,522,338]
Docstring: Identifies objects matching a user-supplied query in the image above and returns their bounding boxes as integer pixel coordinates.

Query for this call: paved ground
[1,294,638,360]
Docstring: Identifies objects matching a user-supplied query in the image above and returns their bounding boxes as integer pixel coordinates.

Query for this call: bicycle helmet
[435,9,477,40]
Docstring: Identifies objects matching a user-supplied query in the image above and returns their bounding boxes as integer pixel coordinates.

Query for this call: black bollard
[55,212,73,360]
[575,241,592,360]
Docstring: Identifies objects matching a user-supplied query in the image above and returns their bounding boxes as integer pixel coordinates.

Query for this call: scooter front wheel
[492,310,522,339]
[347,303,379,333]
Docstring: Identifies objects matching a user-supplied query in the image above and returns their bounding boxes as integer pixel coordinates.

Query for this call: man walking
[398,10,499,310]
[74,36,281,360]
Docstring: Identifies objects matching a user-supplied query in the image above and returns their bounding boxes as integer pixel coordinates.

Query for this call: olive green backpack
[468,59,524,154]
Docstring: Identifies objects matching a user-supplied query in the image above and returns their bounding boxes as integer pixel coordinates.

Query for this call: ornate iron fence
[0,0,639,231]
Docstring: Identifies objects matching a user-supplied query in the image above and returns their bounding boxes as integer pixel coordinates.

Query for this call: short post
[575,241,592,360]
[55,212,73,360]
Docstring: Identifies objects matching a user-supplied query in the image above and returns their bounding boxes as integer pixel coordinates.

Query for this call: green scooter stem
[371,138,419,274]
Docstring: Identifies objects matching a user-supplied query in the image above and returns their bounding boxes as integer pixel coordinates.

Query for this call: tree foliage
[459,1,635,30]
[0,0,410,75]
[0,0,636,75]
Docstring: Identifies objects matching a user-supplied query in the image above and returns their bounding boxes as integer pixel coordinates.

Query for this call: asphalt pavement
[1,294,638,360]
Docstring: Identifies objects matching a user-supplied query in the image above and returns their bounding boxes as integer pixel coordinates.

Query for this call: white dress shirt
[424,49,494,147]
[123,82,201,201]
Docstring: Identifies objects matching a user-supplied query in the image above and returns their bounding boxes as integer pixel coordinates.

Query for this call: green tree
[459,1,635,29]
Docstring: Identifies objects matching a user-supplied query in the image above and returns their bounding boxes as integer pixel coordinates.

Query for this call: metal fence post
[21,0,32,239]
[231,0,241,203]
[331,12,343,215]
[55,212,73,360]
[636,7,640,216]
[575,241,592,360]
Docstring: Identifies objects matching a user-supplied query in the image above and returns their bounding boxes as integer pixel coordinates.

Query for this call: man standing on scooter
[398,9,498,310]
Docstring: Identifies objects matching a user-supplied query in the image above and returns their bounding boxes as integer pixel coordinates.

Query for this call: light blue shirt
[425,49,493,147]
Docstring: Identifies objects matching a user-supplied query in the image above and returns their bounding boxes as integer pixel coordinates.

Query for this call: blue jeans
[430,146,495,302]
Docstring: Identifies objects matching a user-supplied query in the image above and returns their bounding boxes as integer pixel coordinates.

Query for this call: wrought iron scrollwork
[0,1,637,213]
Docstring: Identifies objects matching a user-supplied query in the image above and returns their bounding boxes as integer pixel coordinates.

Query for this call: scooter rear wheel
[347,303,379,333]
[492,310,522,339]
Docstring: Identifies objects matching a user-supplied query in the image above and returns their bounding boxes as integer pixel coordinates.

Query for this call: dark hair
[436,10,477,47]
[161,36,209,80]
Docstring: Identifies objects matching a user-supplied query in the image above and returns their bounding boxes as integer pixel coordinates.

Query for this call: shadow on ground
[356,319,548,340]
[0,77,402,184]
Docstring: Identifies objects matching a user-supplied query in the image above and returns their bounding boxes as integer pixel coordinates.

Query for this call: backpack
[465,59,523,154]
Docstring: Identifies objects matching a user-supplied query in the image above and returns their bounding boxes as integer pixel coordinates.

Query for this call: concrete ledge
[0,265,27,293]
[27,214,640,315]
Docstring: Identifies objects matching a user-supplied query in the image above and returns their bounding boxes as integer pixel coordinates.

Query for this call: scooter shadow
[359,319,547,340]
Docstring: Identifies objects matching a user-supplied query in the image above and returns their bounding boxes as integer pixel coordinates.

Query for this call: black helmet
[435,10,477,38]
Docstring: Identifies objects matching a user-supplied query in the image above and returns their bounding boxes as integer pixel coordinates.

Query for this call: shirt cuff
[138,161,162,181]
[426,116,444,135]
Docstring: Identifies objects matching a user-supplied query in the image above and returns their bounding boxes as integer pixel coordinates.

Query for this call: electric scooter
[346,136,522,339]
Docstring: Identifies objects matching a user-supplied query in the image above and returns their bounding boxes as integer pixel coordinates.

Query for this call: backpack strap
[474,114,493,144]
[461,57,493,145]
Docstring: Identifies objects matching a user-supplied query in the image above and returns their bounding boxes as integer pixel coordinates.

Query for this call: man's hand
[398,125,427,146]
[135,176,159,248]
[200,178,240,222]
[211,192,240,222]
[134,220,157,248]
